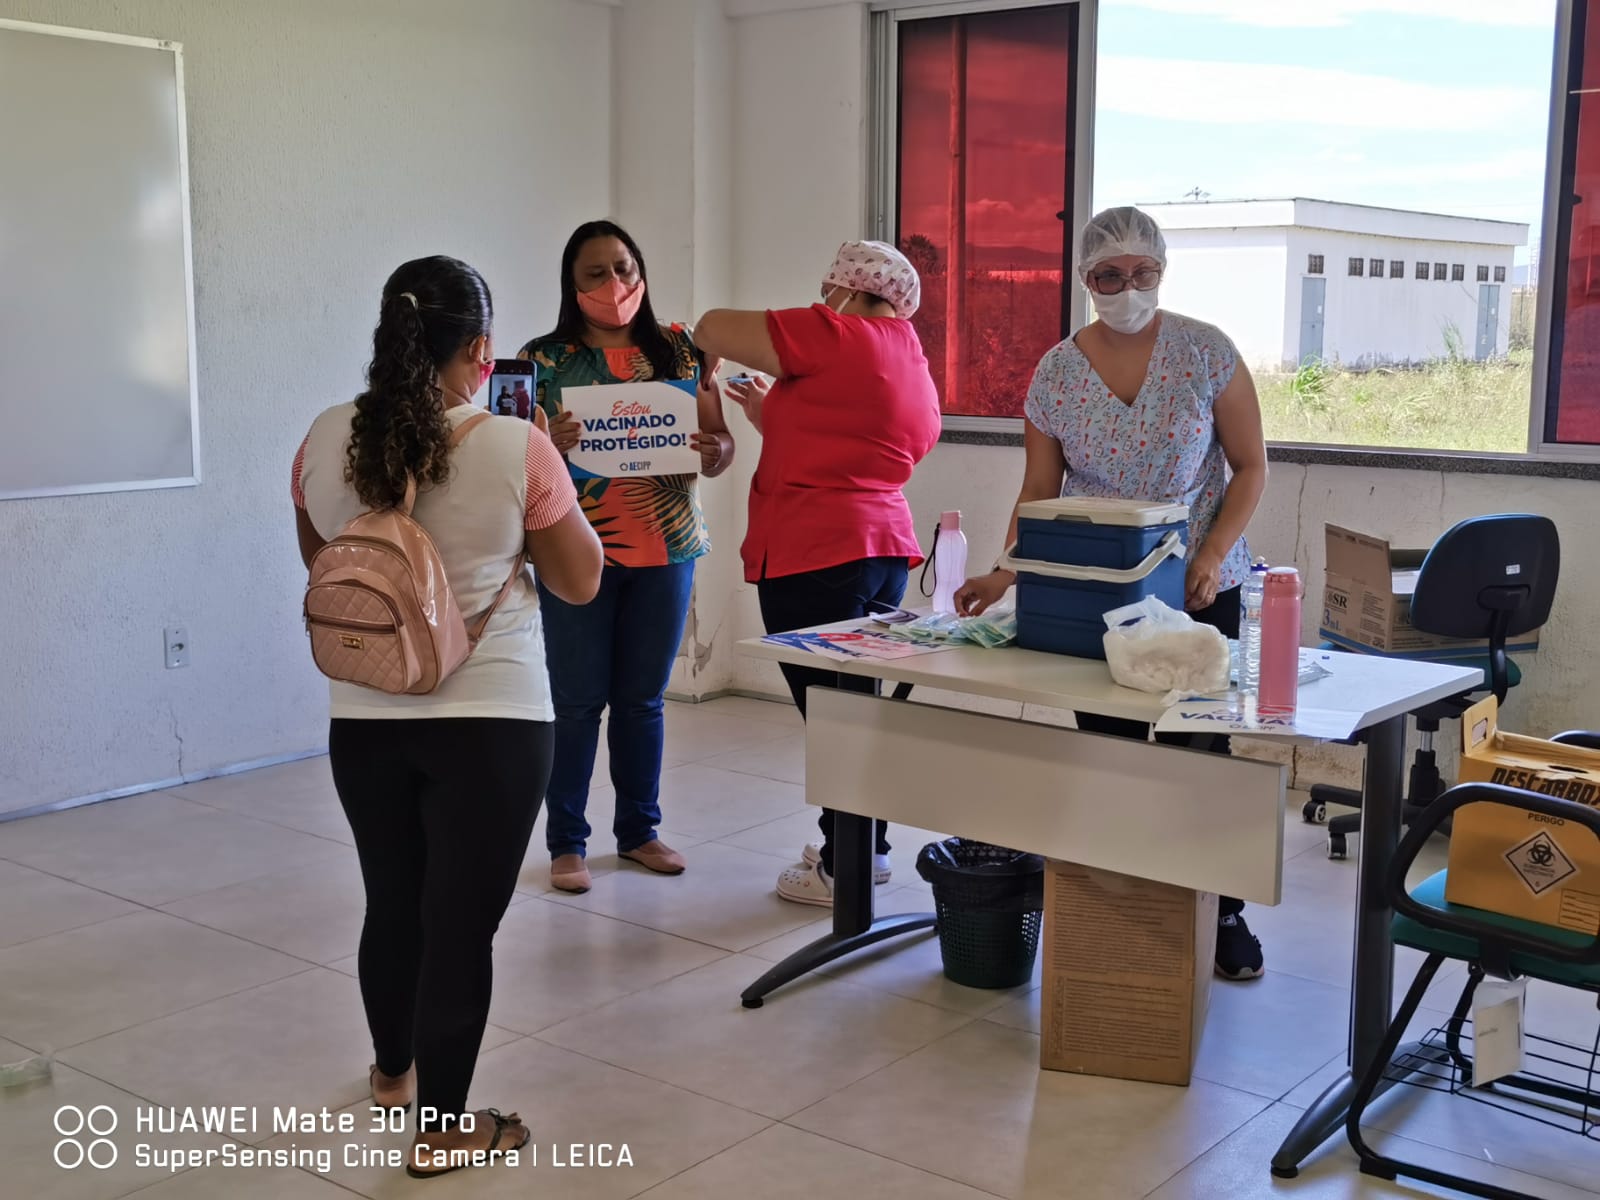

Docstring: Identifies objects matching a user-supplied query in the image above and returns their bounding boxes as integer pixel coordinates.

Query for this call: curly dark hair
[346,256,493,509]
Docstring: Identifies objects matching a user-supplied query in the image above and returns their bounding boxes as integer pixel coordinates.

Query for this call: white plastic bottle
[931,511,969,615]
[1239,557,1270,696]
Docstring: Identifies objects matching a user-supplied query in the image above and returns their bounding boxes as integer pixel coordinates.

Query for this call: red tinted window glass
[1550,0,1600,444]
[896,5,1074,418]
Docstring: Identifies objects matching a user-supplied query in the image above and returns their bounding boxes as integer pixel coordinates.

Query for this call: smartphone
[487,359,537,420]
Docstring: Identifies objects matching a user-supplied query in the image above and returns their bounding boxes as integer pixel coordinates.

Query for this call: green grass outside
[1256,350,1533,454]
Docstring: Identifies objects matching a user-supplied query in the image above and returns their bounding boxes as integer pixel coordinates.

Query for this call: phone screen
[488,360,536,420]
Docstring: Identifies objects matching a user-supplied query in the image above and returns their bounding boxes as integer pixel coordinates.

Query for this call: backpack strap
[468,553,528,645]
[397,411,495,516]
[450,410,493,446]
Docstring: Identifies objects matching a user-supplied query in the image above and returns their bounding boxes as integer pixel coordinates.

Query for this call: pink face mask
[577,277,645,330]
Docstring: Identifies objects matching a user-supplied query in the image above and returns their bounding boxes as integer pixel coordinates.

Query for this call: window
[1434,262,1448,281]
[1370,257,1385,278]
[1495,265,1508,282]
[892,4,1076,417]
[1477,265,1491,282]
[1543,0,1600,445]
[1348,256,1365,276]
[1452,263,1466,282]
[1391,260,1405,279]
[1416,261,1430,280]
[1307,254,1324,274]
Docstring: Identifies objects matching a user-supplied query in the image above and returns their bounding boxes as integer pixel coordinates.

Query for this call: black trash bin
[916,839,1045,989]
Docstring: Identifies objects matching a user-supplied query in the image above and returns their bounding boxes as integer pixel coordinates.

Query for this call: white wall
[1284,228,1517,367]
[1159,229,1288,370]
[0,0,615,815]
[703,0,873,701]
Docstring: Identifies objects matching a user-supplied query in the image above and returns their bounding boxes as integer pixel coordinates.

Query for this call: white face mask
[1091,286,1159,334]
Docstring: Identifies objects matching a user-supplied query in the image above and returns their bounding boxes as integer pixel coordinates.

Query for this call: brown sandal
[406,1108,530,1179]
[369,1064,413,1112]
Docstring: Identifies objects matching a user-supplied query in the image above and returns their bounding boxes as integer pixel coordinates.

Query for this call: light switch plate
[164,627,189,669]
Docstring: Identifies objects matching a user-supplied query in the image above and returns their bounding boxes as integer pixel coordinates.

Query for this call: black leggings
[757,558,909,876]
[329,717,552,1131]
[1074,586,1245,919]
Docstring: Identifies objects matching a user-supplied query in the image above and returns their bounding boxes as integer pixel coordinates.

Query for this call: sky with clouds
[1094,0,1558,261]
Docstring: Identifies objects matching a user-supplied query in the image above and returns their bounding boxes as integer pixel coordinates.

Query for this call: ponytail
[346,257,493,509]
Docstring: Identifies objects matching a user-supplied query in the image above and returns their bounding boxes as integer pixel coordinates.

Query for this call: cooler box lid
[1017,497,1190,528]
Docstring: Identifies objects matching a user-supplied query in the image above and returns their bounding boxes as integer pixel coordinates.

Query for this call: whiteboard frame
[0,19,202,500]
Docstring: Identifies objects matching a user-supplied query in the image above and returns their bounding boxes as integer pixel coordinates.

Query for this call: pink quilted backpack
[304,412,522,695]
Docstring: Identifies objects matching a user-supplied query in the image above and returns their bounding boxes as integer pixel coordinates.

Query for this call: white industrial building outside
[1141,199,1528,371]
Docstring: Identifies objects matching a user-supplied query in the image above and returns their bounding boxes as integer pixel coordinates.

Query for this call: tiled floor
[2,695,1597,1199]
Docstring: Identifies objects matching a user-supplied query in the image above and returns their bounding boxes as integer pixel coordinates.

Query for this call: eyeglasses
[1088,267,1162,295]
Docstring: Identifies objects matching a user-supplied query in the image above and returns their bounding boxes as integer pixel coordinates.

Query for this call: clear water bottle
[1238,558,1269,696]
[931,511,969,615]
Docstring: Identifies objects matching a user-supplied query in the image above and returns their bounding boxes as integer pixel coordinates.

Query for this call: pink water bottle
[1258,567,1302,716]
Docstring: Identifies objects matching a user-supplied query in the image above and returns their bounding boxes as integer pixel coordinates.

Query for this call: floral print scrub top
[521,325,710,570]
[1023,310,1251,592]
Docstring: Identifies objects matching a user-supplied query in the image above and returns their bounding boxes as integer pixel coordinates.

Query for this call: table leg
[1272,713,1409,1177]
[741,682,935,1009]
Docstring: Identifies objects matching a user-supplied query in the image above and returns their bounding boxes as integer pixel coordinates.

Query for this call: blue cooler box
[1007,497,1190,659]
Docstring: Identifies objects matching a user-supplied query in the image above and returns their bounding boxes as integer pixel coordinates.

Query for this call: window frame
[1530,0,1599,458]
[1415,261,1429,280]
[1307,253,1324,275]
[868,0,1095,433]
[1433,262,1448,281]
[1391,260,1405,280]
[1369,257,1385,278]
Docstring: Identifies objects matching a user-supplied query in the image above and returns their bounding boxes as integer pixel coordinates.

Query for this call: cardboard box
[1040,862,1216,1086]
[1445,696,1600,934]
[1319,525,1542,660]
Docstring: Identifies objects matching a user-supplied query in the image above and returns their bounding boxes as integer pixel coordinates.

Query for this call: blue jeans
[539,560,696,858]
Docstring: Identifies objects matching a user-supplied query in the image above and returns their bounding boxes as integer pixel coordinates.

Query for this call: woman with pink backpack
[292,255,602,1178]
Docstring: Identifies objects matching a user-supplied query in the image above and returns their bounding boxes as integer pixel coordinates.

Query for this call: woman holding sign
[521,221,734,895]
[693,241,941,906]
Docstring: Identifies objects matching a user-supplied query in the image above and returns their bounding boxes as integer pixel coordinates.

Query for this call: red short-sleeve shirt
[742,304,942,582]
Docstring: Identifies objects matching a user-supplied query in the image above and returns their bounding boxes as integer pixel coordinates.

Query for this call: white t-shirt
[293,402,577,721]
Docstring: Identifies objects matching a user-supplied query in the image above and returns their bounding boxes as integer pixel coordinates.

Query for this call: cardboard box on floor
[1319,525,1543,659]
[1445,696,1600,934]
[1040,861,1216,1086]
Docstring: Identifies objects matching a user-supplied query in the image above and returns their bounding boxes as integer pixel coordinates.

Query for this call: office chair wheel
[1327,832,1348,860]
[1302,799,1328,825]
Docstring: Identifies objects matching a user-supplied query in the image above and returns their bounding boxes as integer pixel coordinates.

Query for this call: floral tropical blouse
[520,325,710,569]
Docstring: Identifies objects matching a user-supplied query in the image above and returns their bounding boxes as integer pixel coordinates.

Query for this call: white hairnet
[1075,206,1167,275]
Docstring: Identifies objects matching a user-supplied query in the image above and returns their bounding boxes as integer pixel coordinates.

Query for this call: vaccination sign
[564,381,699,478]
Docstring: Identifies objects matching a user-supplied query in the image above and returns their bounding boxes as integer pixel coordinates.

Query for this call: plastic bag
[1102,596,1231,698]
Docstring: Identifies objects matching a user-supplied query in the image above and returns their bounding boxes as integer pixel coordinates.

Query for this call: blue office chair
[1346,781,1600,1197]
[1307,514,1561,858]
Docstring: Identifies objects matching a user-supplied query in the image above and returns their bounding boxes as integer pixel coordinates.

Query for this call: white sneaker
[776,861,834,906]
[802,842,892,885]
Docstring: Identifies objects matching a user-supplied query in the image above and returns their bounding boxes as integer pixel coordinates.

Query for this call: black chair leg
[1346,953,1532,1200]
[1443,965,1483,1078]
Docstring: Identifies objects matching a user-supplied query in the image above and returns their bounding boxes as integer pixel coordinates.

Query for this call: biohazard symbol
[1504,831,1577,896]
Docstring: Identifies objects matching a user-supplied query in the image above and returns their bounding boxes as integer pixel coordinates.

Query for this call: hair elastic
[398,291,418,309]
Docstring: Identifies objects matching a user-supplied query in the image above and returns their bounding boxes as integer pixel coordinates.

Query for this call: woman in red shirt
[695,241,941,906]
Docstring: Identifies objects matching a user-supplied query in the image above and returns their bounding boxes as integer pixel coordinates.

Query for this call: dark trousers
[329,717,553,1130]
[757,558,909,876]
[1074,586,1246,920]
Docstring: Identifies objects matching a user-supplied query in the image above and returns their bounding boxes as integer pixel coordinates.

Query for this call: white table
[737,625,1480,1178]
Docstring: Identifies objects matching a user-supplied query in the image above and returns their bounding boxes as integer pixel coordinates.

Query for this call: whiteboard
[0,21,199,499]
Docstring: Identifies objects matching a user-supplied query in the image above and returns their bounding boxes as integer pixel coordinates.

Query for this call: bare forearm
[1202,462,1267,564]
